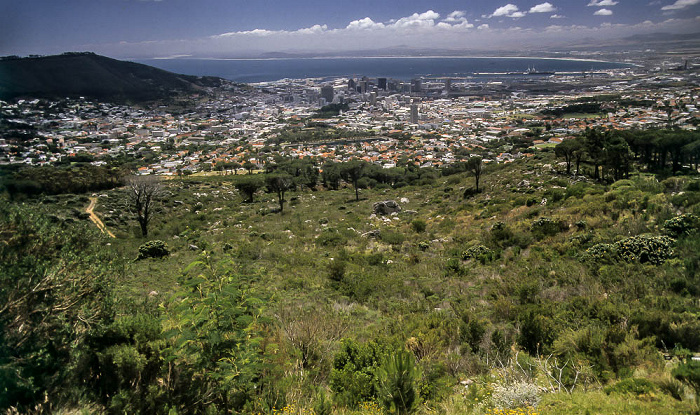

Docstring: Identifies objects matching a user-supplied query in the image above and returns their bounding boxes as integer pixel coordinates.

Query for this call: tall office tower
[444,78,452,92]
[377,77,387,90]
[387,80,398,92]
[410,101,419,124]
[411,79,422,93]
[321,85,334,104]
[370,92,377,106]
[359,80,368,94]
[348,78,356,91]
[402,83,412,94]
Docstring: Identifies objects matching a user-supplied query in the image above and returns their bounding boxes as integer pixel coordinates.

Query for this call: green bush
[663,214,699,237]
[461,245,495,264]
[137,240,170,260]
[375,350,420,415]
[530,217,568,239]
[615,235,675,265]
[411,219,427,233]
[380,230,406,246]
[587,235,675,265]
[316,228,347,247]
[604,378,657,396]
[330,340,386,408]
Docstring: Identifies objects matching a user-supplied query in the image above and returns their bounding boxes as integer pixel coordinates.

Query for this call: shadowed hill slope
[0,52,223,103]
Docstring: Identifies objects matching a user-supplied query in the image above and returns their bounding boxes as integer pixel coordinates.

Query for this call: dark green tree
[341,159,367,201]
[235,175,264,203]
[555,139,583,175]
[265,173,294,213]
[466,156,483,193]
[376,350,420,415]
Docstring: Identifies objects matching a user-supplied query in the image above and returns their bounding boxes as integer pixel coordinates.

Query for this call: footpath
[86,197,116,238]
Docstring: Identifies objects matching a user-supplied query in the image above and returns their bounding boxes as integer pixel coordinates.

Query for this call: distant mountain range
[0,52,223,103]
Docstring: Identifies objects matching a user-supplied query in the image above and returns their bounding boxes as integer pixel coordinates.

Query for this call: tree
[341,159,367,201]
[555,139,583,175]
[466,156,483,193]
[604,134,632,181]
[376,350,420,415]
[322,162,342,190]
[235,175,264,203]
[265,173,293,213]
[243,161,256,175]
[127,175,162,237]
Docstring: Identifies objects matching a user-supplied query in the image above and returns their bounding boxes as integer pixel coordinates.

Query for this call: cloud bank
[83,9,699,58]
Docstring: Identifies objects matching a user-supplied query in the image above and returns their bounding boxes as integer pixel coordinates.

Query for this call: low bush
[663,213,699,237]
[586,235,675,265]
[604,378,657,396]
[137,240,170,260]
[491,381,541,410]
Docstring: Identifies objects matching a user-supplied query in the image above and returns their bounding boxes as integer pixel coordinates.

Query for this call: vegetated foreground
[1,149,699,414]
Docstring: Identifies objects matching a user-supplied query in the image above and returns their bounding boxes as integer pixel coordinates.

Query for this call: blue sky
[1,0,699,58]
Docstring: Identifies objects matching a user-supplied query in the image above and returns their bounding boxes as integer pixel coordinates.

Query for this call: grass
[23,150,700,414]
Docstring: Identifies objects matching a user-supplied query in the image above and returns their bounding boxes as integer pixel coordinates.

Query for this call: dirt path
[86,197,115,238]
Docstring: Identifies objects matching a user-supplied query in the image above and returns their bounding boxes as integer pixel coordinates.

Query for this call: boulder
[373,200,401,216]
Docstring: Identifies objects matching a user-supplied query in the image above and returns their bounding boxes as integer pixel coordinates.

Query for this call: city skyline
[1,0,699,58]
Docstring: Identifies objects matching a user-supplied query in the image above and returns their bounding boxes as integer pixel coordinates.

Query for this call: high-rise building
[377,77,387,90]
[320,85,334,104]
[359,80,368,94]
[411,79,422,93]
[444,79,452,92]
[348,78,356,91]
[410,101,419,124]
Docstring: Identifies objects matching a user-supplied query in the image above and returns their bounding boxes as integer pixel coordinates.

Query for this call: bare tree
[127,175,162,237]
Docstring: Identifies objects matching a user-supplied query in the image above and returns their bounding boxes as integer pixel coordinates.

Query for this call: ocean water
[135,57,633,83]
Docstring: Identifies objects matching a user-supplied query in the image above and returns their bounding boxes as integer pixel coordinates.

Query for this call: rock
[400,197,410,204]
[148,290,159,297]
[518,180,530,188]
[373,200,401,216]
[188,244,199,251]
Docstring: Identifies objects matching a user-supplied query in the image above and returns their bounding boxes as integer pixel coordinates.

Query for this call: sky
[1,0,699,58]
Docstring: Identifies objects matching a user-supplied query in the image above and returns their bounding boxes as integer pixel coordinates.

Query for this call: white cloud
[594,8,614,15]
[393,10,440,28]
[92,10,700,60]
[491,4,526,18]
[550,14,565,18]
[529,2,557,13]
[346,17,385,30]
[661,0,700,10]
[588,0,619,5]
[444,11,467,22]
[296,24,328,35]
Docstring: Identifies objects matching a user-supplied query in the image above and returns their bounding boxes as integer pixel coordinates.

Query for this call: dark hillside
[0,52,222,102]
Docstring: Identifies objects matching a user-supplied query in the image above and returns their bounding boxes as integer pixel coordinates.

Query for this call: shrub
[375,350,420,415]
[461,245,495,264]
[663,214,699,237]
[411,219,427,233]
[316,228,346,247]
[137,240,170,260]
[615,235,675,265]
[530,217,568,239]
[380,230,406,246]
[491,381,541,410]
[587,235,675,265]
[604,378,657,396]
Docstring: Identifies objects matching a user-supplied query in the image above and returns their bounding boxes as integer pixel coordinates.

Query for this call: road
[86,197,115,238]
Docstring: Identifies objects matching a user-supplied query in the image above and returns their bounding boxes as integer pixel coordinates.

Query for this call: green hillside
[0,52,222,103]
[1,150,699,414]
